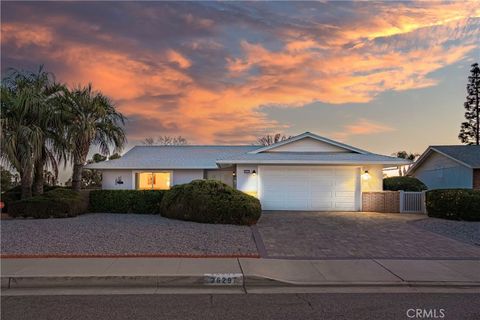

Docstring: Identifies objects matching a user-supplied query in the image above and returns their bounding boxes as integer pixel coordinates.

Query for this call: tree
[1,66,66,197]
[459,63,480,145]
[393,151,419,176]
[256,133,292,146]
[142,136,188,145]
[1,166,15,191]
[62,84,126,191]
[109,153,121,160]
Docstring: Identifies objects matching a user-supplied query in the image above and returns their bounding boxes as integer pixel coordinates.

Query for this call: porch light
[361,170,371,181]
[252,170,257,176]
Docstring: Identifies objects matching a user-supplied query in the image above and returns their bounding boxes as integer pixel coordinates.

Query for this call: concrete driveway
[254,211,480,259]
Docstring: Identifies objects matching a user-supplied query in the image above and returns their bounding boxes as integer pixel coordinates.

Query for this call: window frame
[132,170,173,190]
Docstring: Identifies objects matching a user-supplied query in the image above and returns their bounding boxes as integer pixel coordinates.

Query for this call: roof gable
[249,132,369,154]
[407,145,480,175]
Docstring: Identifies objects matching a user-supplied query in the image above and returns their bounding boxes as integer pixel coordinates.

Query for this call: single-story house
[86,132,409,211]
[407,145,480,190]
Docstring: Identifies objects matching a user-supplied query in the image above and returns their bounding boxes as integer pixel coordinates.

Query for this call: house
[86,132,409,211]
[407,145,480,190]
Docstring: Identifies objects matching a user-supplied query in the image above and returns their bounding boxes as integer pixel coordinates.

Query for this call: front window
[136,172,171,190]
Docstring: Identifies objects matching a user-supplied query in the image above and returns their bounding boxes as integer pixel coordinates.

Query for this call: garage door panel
[259,166,359,211]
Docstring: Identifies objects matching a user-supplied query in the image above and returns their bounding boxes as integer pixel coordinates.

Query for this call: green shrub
[426,189,480,221]
[8,189,87,219]
[1,185,66,213]
[89,190,164,214]
[160,180,261,225]
[383,176,427,191]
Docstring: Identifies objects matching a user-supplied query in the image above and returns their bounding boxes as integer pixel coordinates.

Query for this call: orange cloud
[1,23,53,47]
[2,2,478,144]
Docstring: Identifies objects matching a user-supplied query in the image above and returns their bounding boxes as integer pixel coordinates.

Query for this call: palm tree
[393,151,420,176]
[0,67,60,198]
[62,84,126,191]
[256,133,292,146]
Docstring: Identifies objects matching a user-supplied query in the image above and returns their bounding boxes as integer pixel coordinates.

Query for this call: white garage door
[259,166,359,211]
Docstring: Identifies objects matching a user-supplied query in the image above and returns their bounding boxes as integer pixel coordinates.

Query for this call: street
[2,293,479,320]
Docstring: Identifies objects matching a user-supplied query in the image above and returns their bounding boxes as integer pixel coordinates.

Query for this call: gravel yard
[0,213,258,256]
[411,218,480,247]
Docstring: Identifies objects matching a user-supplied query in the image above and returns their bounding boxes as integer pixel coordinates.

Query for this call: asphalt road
[2,293,480,320]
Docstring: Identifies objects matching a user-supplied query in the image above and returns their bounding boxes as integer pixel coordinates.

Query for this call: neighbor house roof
[85,132,411,170]
[408,145,480,174]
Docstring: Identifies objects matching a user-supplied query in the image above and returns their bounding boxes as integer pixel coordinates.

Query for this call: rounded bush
[426,189,480,221]
[160,180,261,225]
[8,189,87,219]
[383,176,427,191]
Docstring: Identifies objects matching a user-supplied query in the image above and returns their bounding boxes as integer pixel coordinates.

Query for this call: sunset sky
[2,1,480,158]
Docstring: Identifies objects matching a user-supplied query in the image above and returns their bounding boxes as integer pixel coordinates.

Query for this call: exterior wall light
[361,170,371,181]
[252,170,257,176]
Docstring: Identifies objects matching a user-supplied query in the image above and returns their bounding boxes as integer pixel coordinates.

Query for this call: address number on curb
[204,273,243,285]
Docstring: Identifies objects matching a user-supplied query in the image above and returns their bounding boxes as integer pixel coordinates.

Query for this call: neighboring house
[407,145,480,190]
[86,132,409,211]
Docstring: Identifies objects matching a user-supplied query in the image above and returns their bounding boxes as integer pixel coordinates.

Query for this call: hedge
[1,185,65,213]
[160,179,261,225]
[8,189,88,219]
[426,189,480,221]
[383,176,427,192]
[89,190,165,214]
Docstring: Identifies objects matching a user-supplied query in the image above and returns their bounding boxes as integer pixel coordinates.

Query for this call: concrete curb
[2,258,479,293]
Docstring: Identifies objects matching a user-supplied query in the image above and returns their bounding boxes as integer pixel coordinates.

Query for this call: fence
[362,191,426,213]
[400,191,426,213]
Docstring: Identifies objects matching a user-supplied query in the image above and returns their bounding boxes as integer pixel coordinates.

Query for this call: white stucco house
[407,145,480,190]
[86,132,409,211]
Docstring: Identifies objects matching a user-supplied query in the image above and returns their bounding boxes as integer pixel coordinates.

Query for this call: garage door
[259,166,359,211]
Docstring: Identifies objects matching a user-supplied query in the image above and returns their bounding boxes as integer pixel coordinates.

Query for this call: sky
[2,1,480,161]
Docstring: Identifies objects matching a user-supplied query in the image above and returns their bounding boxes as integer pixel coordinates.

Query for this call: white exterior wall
[360,165,383,192]
[236,165,258,196]
[102,170,134,190]
[101,169,203,190]
[173,170,204,185]
[412,152,472,189]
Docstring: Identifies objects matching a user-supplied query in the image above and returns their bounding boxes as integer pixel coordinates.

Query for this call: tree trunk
[20,165,33,199]
[32,158,44,196]
[71,150,88,191]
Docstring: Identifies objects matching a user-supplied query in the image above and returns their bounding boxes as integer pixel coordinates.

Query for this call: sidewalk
[2,257,480,295]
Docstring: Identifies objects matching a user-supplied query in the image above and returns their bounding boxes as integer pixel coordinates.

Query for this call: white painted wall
[236,165,258,196]
[266,137,350,153]
[173,170,204,185]
[360,165,383,192]
[412,152,472,189]
[102,170,134,189]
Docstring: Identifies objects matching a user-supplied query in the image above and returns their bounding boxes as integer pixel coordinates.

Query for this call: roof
[86,132,411,170]
[217,152,410,165]
[408,145,480,174]
[86,145,259,169]
[249,132,369,154]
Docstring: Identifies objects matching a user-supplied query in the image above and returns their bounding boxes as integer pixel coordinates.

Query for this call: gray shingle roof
[85,146,259,169]
[217,152,410,165]
[86,145,410,170]
[432,145,480,168]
